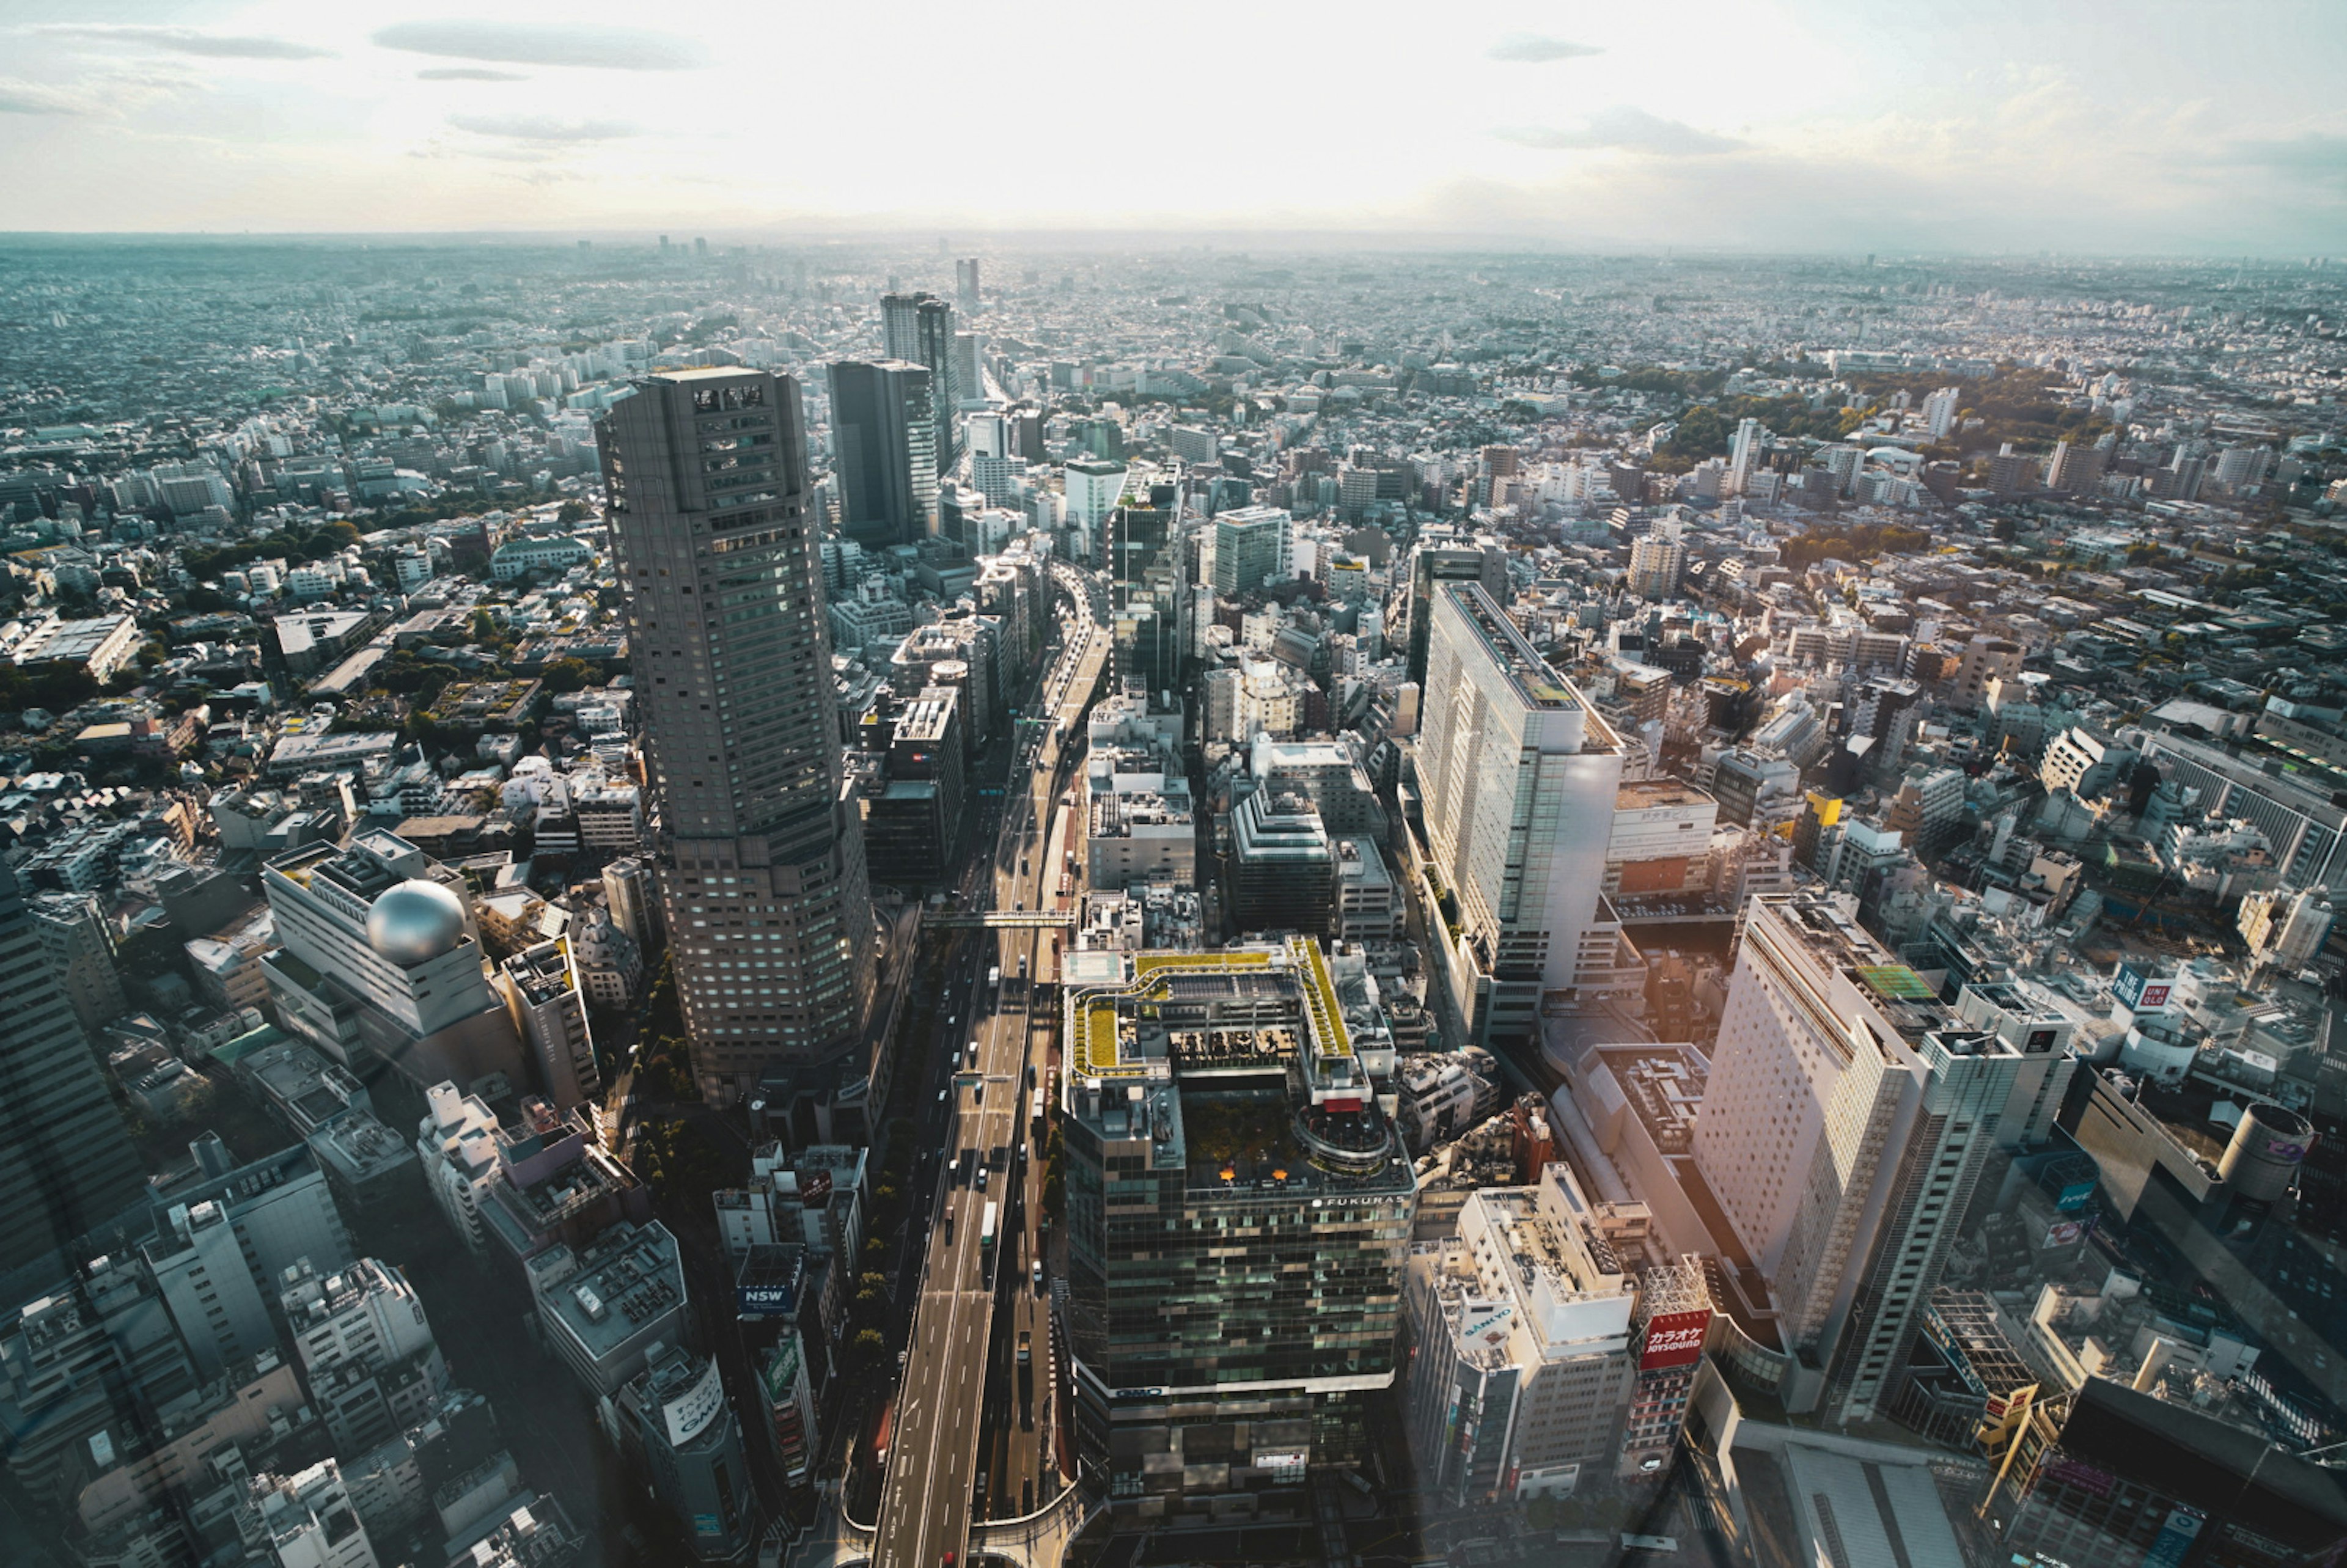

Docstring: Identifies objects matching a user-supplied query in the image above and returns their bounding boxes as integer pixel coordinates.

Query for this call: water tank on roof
[2219,1102,2313,1203]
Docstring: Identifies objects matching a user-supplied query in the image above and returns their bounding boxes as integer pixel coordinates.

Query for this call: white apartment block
[416,1082,502,1254]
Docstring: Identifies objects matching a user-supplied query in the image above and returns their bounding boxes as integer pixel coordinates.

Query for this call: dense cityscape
[1,227,2345,1568]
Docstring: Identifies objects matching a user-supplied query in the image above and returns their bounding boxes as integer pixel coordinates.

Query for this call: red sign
[1640,1309,1711,1371]
[801,1170,834,1207]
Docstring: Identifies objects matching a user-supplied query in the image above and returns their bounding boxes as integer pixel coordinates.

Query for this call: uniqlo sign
[1639,1310,1711,1371]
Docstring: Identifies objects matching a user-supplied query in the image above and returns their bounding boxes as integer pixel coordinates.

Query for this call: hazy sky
[4,0,2344,254]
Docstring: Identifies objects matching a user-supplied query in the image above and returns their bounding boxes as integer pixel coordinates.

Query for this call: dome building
[260,829,524,1090]
[365,879,468,965]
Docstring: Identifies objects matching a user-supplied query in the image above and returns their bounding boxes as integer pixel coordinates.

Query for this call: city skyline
[0,2,2342,254]
[5,171,2347,1563]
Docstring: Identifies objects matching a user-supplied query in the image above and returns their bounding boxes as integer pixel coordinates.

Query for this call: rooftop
[1442,582,1584,713]
[535,1222,683,1359]
[1615,777,1717,811]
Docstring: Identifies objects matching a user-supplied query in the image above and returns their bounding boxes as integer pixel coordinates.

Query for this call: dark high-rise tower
[880,291,961,474]
[825,359,938,548]
[0,862,148,1273]
[598,368,875,1103]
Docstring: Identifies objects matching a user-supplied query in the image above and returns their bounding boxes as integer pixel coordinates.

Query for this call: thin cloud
[373,20,710,72]
[31,23,334,60]
[0,80,90,115]
[449,114,641,144]
[1487,34,1603,64]
[2217,131,2347,183]
[1496,106,1745,156]
[417,67,529,82]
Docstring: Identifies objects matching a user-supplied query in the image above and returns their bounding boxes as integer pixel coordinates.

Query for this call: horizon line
[0,228,2329,265]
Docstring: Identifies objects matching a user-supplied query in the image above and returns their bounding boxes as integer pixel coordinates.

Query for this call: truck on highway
[987,964,1001,992]
[979,1201,998,1273]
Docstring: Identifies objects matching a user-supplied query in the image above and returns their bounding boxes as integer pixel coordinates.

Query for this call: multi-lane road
[870,566,1107,1568]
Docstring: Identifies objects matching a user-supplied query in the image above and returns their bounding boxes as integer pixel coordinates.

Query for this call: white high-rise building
[1921,386,1961,440]
[1689,893,2073,1421]
[1062,457,1126,559]
[1727,417,1765,495]
[142,1198,276,1379]
[1417,583,1627,1048]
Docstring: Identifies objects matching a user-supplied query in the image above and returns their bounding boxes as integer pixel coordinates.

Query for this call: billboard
[1639,1309,1711,1371]
[762,1338,803,1405]
[2113,964,2173,1012]
[1460,1301,1514,1349]
[737,1283,795,1317]
[801,1170,834,1207]
[2041,1220,2085,1249]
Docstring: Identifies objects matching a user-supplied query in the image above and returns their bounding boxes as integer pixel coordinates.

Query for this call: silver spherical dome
[365,879,466,965]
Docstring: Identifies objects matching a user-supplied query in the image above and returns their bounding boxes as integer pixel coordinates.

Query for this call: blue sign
[737,1284,795,1316]
[2144,1506,2203,1567]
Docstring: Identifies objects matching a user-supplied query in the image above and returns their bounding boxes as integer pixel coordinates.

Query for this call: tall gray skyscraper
[826,359,938,548]
[598,368,876,1104]
[879,291,961,474]
[0,862,148,1273]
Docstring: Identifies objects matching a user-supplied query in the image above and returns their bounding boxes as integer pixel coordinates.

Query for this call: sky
[2,0,2344,254]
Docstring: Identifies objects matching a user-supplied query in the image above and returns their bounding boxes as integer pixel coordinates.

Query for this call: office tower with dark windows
[825,359,938,549]
[0,861,148,1274]
[1401,531,1510,686]
[1229,788,1335,937]
[598,368,876,1105]
[879,290,961,474]
[856,685,967,889]
[1108,478,1185,693]
[1209,504,1292,595]
[1060,939,1415,1515]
